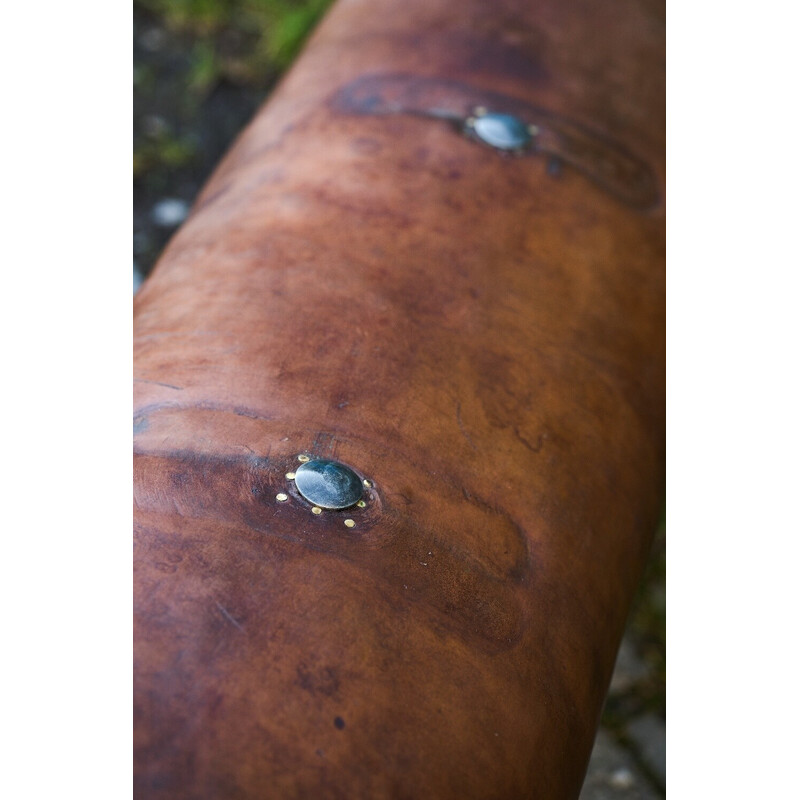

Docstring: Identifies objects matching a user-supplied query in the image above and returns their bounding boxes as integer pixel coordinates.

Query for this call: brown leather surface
[133,0,664,796]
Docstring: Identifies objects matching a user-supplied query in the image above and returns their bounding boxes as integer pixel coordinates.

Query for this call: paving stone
[580,729,661,800]
[609,636,650,696]
[626,714,666,787]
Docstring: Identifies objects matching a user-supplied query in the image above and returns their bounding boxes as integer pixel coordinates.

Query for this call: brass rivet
[363,479,372,488]
[356,500,366,508]
[344,519,356,528]
[285,471,296,480]
[276,493,288,502]
[311,506,322,515]
[298,455,310,462]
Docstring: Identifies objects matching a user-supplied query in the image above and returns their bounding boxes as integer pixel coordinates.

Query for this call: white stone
[151,198,189,228]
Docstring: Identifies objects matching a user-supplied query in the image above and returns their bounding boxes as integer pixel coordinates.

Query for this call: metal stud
[465,111,533,151]
[276,493,288,502]
[311,506,322,515]
[286,471,296,480]
[344,519,356,528]
[298,454,310,463]
[294,458,365,510]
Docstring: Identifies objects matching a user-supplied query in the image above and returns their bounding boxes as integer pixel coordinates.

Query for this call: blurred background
[133,2,665,795]
[134,0,332,287]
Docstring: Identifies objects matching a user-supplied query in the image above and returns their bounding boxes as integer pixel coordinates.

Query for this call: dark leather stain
[134,448,527,652]
[332,73,658,209]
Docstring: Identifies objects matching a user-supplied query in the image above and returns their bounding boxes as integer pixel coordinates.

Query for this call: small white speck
[152,198,190,228]
[609,768,634,789]
[420,562,428,566]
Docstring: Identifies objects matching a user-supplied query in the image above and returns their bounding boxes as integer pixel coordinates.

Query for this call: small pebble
[627,714,666,785]
[151,198,189,228]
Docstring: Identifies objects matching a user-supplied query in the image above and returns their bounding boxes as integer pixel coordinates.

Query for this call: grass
[135,0,334,86]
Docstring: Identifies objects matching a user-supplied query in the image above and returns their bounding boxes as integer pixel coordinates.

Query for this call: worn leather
[133,0,665,796]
